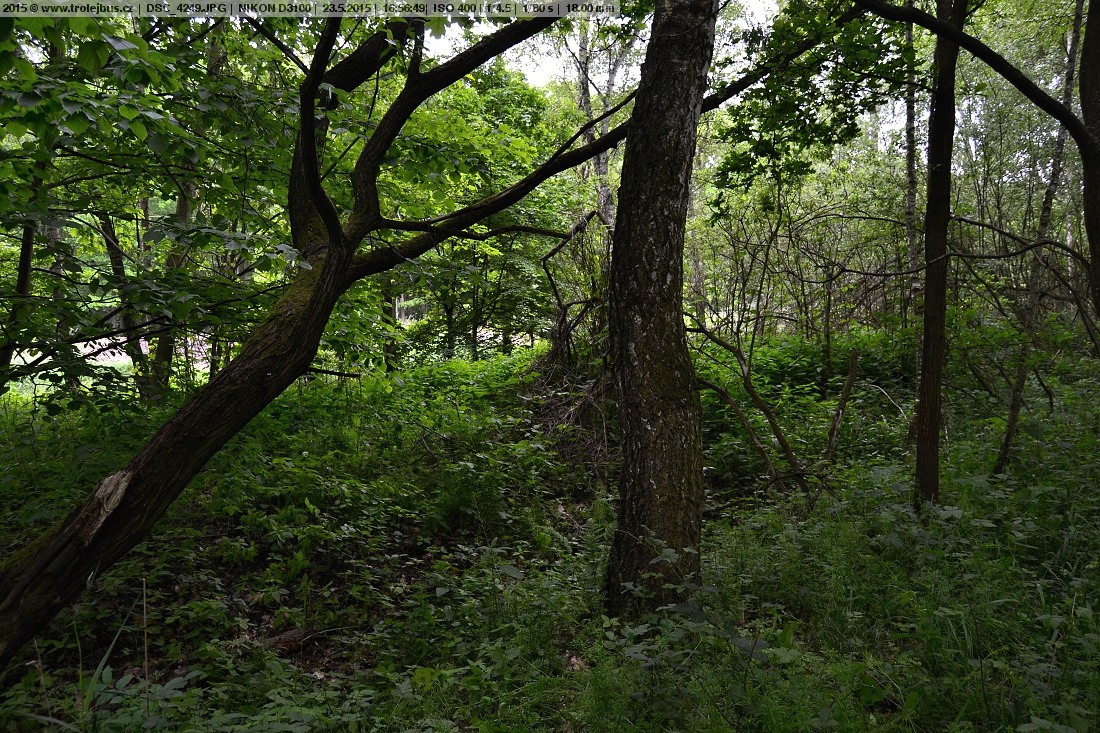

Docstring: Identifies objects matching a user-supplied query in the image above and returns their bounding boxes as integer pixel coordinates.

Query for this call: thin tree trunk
[0,209,36,379]
[604,0,717,618]
[148,30,225,398]
[147,180,195,398]
[904,0,922,446]
[824,351,860,465]
[97,213,153,397]
[1079,0,1100,317]
[915,0,967,511]
[696,376,780,488]
[0,170,45,385]
[691,326,810,495]
[857,0,1100,322]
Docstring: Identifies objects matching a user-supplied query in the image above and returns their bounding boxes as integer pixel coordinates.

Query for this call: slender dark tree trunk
[1076,0,1100,321]
[0,210,36,378]
[98,213,153,397]
[148,31,225,398]
[904,0,923,449]
[692,327,809,495]
[914,0,966,511]
[0,170,44,385]
[604,0,717,617]
[147,191,193,398]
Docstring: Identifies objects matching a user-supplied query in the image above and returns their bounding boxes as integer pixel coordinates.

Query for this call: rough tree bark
[914,0,966,511]
[604,0,718,617]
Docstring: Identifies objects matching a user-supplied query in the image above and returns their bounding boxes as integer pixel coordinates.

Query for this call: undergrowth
[1,337,1098,732]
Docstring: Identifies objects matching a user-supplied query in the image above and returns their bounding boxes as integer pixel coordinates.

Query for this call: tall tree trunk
[604,0,717,617]
[572,18,629,233]
[147,190,194,398]
[0,205,37,379]
[148,29,225,398]
[1080,0,1100,317]
[904,0,923,448]
[858,0,1100,321]
[914,0,966,511]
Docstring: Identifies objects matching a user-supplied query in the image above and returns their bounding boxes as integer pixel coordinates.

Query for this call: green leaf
[16,91,43,109]
[77,40,110,72]
[62,114,89,136]
[146,131,170,154]
[127,119,147,141]
[66,17,97,35]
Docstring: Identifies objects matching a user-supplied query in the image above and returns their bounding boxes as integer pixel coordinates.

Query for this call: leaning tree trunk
[604,0,717,617]
[0,16,567,670]
[914,0,967,511]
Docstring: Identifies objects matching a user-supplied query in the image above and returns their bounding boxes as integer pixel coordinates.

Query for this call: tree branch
[853,0,1100,158]
[298,18,345,248]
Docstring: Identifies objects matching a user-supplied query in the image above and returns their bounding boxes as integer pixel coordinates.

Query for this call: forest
[0,0,1098,730]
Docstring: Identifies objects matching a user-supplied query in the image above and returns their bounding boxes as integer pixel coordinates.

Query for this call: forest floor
[1,336,1098,732]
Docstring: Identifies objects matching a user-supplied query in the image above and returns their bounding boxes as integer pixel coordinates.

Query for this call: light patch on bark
[80,471,132,546]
